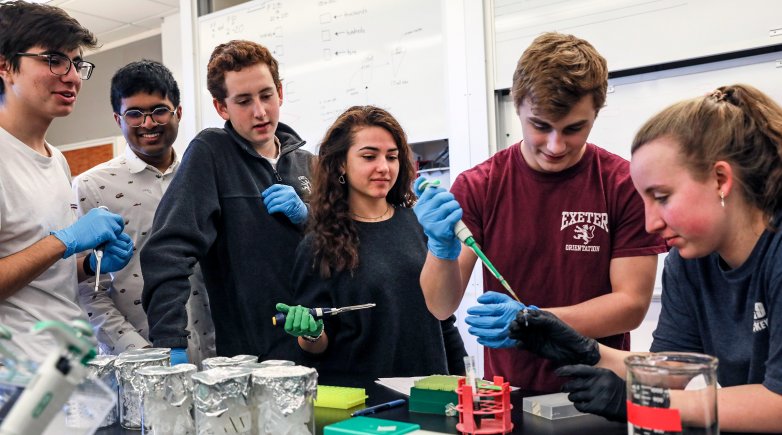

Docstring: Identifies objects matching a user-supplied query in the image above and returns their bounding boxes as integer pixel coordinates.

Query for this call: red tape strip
[626,400,682,432]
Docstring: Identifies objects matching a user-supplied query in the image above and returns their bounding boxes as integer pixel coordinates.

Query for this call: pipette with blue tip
[418,179,522,304]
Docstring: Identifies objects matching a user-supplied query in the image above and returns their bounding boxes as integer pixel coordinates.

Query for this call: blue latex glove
[275,303,324,338]
[465,291,538,348]
[51,208,124,258]
[412,177,462,260]
[170,348,188,365]
[90,232,134,273]
[262,184,308,225]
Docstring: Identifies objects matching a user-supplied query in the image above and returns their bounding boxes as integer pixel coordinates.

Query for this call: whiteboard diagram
[198,0,447,152]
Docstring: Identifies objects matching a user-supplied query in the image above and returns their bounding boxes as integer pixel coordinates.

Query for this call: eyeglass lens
[48,54,93,79]
[123,108,174,127]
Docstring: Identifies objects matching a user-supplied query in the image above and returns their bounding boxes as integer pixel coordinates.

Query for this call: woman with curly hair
[277,105,465,383]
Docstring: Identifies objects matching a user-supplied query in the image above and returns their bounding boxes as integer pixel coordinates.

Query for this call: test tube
[463,355,480,410]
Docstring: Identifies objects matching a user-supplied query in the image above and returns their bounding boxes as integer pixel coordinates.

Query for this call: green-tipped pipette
[419,179,522,303]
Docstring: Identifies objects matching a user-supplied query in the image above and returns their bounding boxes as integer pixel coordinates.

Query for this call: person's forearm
[76,254,91,282]
[708,384,782,432]
[298,331,329,354]
[547,291,648,339]
[0,235,66,299]
[420,253,466,320]
[595,344,634,377]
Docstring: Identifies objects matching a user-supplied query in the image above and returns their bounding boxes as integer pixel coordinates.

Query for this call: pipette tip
[500,279,521,303]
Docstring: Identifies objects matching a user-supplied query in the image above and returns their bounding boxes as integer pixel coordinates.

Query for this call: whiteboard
[197,0,447,151]
[497,50,782,294]
[493,0,782,90]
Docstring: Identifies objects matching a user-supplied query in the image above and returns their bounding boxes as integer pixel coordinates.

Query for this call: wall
[48,35,163,147]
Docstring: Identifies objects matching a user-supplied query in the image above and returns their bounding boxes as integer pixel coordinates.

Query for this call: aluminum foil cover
[137,364,196,406]
[251,366,318,416]
[191,367,254,416]
[120,347,171,358]
[256,359,294,368]
[87,355,117,383]
[201,354,258,370]
[115,352,170,389]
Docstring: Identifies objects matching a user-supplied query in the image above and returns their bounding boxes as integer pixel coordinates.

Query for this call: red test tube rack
[455,376,513,434]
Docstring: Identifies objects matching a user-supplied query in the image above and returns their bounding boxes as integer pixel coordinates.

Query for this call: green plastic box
[324,416,420,434]
[408,375,460,415]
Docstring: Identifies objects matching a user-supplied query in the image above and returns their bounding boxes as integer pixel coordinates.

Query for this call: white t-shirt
[0,127,86,361]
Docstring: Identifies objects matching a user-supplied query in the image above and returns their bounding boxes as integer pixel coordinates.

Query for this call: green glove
[275,303,324,338]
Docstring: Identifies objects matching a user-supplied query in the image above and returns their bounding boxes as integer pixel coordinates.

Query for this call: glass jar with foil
[201,354,257,370]
[137,364,196,435]
[114,348,170,429]
[625,352,719,435]
[251,365,318,435]
[192,366,254,434]
[85,354,118,428]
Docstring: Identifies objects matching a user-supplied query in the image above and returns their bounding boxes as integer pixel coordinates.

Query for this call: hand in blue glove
[52,208,125,258]
[90,232,134,273]
[275,303,324,338]
[170,348,188,365]
[412,177,462,260]
[465,291,538,348]
[262,184,308,225]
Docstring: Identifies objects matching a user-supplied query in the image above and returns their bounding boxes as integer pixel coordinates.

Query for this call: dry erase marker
[350,399,406,417]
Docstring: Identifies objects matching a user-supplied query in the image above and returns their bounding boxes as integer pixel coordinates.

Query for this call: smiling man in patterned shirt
[72,60,215,363]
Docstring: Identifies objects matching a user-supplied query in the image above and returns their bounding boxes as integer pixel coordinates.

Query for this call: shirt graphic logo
[298,176,312,194]
[573,224,595,244]
[753,302,768,333]
[562,211,608,253]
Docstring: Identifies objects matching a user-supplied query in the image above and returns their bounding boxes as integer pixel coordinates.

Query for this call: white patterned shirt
[72,145,215,364]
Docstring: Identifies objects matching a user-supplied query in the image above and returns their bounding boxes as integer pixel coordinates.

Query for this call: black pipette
[272,303,376,326]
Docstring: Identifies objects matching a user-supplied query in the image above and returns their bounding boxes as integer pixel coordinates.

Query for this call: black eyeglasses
[16,52,95,80]
[120,107,177,128]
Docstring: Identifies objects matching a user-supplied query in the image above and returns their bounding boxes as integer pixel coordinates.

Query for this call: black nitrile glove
[556,364,627,422]
[508,309,600,366]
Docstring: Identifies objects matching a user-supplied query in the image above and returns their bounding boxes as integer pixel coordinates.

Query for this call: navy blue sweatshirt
[141,121,314,359]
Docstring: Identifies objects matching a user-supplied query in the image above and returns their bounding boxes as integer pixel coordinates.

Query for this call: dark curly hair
[309,105,415,278]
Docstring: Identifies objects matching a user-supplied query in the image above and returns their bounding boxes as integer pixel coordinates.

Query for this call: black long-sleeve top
[291,207,462,384]
[141,121,314,359]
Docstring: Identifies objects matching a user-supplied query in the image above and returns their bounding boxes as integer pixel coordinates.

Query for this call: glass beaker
[625,352,719,435]
[250,365,317,435]
[137,364,196,435]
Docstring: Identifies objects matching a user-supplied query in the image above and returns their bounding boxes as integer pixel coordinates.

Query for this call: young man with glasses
[72,60,216,364]
[0,1,133,360]
[142,40,314,364]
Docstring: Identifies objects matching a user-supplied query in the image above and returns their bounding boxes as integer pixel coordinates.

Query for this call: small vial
[463,355,481,411]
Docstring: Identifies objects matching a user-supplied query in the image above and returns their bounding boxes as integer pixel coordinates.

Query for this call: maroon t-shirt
[451,143,666,392]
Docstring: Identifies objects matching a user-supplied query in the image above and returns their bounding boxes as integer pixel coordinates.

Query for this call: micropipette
[93,206,109,292]
[418,179,522,303]
[272,303,376,326]
[0,320,96,435]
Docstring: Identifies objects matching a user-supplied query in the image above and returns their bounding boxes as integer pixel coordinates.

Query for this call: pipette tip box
[315,385,368,409]
[409,375,459,415]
